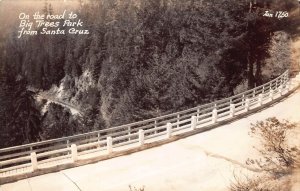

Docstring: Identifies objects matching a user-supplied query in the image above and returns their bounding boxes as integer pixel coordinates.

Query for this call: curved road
[1,89,300,191]
[37,93,82,115]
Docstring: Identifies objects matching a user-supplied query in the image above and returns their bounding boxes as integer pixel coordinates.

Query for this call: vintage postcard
[0,0,299,190]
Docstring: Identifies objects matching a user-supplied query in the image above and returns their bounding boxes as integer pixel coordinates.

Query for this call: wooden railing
[0,70,299,178]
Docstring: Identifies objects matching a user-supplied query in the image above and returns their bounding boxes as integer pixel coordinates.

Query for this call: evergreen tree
[9,77,42,145]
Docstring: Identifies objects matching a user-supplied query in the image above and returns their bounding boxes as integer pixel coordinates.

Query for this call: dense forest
[0,0,298,148]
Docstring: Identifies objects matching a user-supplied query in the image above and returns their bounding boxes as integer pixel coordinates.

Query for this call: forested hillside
[0,0,298,148]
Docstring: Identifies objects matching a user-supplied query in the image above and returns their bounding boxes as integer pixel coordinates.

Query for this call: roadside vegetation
[230,117,300,191]
[129,185,145,191]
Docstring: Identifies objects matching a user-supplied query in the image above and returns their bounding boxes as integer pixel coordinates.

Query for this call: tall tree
[9,78,42,145]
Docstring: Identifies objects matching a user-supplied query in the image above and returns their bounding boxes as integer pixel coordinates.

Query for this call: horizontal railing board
[0,156,31,167]
[77,147,107,156]
[37,148,70,159]
[38,155,71,166]
[145,131,167,140]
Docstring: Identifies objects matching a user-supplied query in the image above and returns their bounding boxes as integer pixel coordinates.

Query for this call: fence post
[285,81,291,93]
[66,140,70,154]
[166,123,172,138]
[258,94,263,106]
[30,152,38,171]
[128,126,131,141]
[154,120,158,134]
[212,109,218,123]
[139,129,144,146]
[107,137,113,154]
[191,116,197,130]
[245,98,250,112]
[279,85,283,96]
[269,89,274,101]
[230,104,235,117]
[71,144,78,162]
[96,133,101,148]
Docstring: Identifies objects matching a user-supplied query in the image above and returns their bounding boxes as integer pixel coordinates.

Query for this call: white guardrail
[0,70,300,178]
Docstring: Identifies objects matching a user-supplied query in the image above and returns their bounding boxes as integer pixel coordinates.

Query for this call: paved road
[37,93,82,115]
[1,89,300,191]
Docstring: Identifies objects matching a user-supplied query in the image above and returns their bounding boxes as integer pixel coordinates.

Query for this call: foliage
[0,74,42,147]
[129,185,145,191]
[247,117,299,174]
[263,31,292,80]
[0,62,17,148]
[230,173,268,191]
[9,78,42,144]
[230,172,291,191]
[230,118,300,191]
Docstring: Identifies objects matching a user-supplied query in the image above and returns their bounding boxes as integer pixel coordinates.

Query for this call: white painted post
[154,120,157,134]
[269,89,274,101]
[197,108,200,120]
[166,123,172,138]
[191,116,197,130]
[242,94,245,106]
[30,152,38,171]
[286,81,291,92]
[97,133,102,148]
[279,85,283,96]
[212,109,218,123]
[139,129,144,146]
[128,126,131,141]
[107,137,113,154]
[230,104,235,117]
[258,94,263,106]
[67,140,70,154]
[71,144,78,162]
[245,98,250,112]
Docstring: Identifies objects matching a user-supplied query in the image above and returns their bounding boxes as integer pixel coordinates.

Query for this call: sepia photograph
[0,0,299,190]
